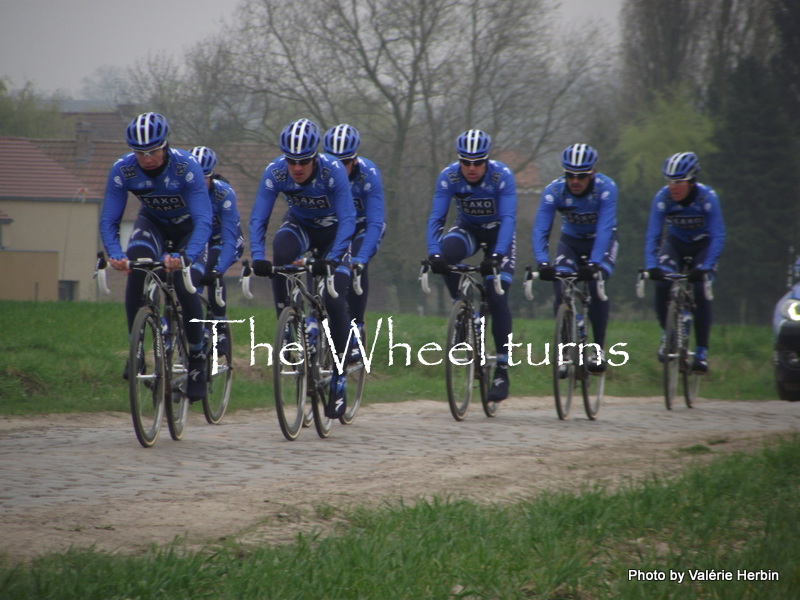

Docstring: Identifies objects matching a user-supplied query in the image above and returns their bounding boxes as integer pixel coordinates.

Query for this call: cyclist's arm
[327,165,357,263]
[99,162,130,261]
[215,185,243,273]
[426,170,452,255]
[700,188,726,269]
[249,168,279,261]
[354,164,385,265]
[184,159,214,264]
[493,166,517,257]
[589,178,617,265]
[532,185,558,264]
[644,190,667,269]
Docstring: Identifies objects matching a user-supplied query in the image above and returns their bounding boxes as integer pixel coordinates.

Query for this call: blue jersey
[532,173,618,265]
[644,183,726,270]
[426,160,517,256]
[99,147,212,263]
[348,156,385,264]
[249,154,356,263]
[209,178,244,273]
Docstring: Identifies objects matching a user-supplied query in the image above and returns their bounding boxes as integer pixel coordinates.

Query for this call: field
[1,301,799,599]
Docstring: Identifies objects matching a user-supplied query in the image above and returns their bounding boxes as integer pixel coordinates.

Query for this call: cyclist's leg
[483,234,515,401]
[439,224,475,299]
[124,213,164,332]
[272,220,307,317]
[552,236,580,315]
[586,231,617,352]
[348,230,369,325]
[205,245,227,318]
[122,214,164,380]
[654,238,681,359]
[174,232,208,401]
[690,242,713,370]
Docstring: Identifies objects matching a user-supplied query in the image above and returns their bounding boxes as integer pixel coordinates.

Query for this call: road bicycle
[524,266,606,420]
[637,267,713,410]
[241,257,366,440]
[95,252,234,447]
[420,260,502,421]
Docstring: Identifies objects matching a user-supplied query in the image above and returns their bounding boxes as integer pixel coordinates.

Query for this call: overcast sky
[0,0,622,99]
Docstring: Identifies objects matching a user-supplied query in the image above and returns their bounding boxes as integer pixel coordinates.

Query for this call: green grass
[0,300,777,415]
[2,436,799,598]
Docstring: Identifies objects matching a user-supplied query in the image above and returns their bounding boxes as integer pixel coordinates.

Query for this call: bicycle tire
[311,322,334,438]
[203,320,233,425]
[580,344,604,420]
[340,325,367,425]
[164,310,189,441]
[553,303,577,420]
[663,300,680,410]
[129,306,165,448]
[445,300,477,421]
[478,361,498,417]
[273,307,308,441]
[681,313,698,408]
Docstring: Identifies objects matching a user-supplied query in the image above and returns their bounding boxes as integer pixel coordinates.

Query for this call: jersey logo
[353,197,365,212]
[121,166,137,179]
[286,194,332,210]
[668,215,705,229]
[458,197,496,217]
[562,211,598,225]
[176,162,187,177]
[137,194,187,211]
[447,171,461,184]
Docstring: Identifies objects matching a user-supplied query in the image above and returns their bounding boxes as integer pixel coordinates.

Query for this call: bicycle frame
[420,260,500,419]
[523,266,605,420]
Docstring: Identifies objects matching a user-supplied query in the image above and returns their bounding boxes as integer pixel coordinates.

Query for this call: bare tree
[130,0,608,310]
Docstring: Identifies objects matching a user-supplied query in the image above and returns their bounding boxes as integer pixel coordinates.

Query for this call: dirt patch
[1,396,798,561]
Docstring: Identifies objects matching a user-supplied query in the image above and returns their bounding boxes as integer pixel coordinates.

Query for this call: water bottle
[305,316,319,353]
[576,313,586,340]
[681,310,691,338]
[161,317,171,351]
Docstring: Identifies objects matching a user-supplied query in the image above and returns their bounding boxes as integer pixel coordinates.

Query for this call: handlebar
[636,269,713,301]
[241,257,338,299]
[523,265,607,302]
[418,260,504,296]
[94,252,196,294]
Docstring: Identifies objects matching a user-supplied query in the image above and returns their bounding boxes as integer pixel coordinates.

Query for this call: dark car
[773,256,800,401]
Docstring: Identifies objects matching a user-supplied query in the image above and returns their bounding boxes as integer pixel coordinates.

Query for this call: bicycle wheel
[340,325,367,425]
[663,300,680,410]
[478,360,498,417]
[681,314,699,408]
[274,307,308,441]
[445,300,477,421]
[553,303,577,420]
[311,325,334,438]
[164,312,190,441]
[203,321,233,425]
[580,344,604,420]
[129,306,165,448]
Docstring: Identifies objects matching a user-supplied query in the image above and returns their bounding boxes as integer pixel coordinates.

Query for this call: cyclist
[249,118,356,418]
[644,152,726,372]
[322,123,386,362]
[99,112,213,401]
[190,146,245,355]
[426,129,517,402]
[532,143,618,373]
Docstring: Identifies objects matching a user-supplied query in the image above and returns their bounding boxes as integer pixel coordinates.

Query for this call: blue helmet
[323,124,360,159]
[279,118,320,160]
[126,112,170,151]
[662,152,700,180]
[190,146,217,176]
[561,143,598,173]
[456,129,492,160]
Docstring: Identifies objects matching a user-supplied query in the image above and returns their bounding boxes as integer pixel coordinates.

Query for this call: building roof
[0,137,94,201]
